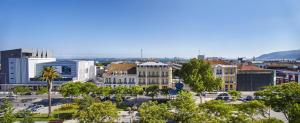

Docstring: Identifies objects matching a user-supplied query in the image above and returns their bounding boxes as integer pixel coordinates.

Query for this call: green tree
[12,86,30,96]
[59,82,82,99]
[81,82,98,95]
[236,100,267,121]
[179,59,222,103]
[199,100,234,122]
[171,91,200,123]
[0,99,16,123]
[39,66,60,117]
[255,82,300,122]
[36,86,48,95]
[77,95,95,112]
[113,86,127,106]
[78,101,118,123]
[96,86,112,98]
[145,85,160,100]
[228,90,241,101]
[129,85,143,103]
[139,101,171,123]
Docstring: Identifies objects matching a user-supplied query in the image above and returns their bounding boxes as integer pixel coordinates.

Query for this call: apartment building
[103,63,137,88]
[213,64,237,91]
[137,62,172,88]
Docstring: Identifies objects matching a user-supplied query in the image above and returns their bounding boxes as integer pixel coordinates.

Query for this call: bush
[56,104,79,111]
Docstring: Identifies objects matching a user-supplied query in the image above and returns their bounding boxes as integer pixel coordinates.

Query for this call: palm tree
[39,66,59,118]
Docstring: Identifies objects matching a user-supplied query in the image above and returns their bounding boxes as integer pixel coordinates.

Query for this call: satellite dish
[175,82,184,90]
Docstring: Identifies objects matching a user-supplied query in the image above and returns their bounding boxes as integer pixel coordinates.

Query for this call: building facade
[103,63,137,88]
[236,64,276,91]
[213,64,237,91]
[137,62,172,88]
[0,48,96,91]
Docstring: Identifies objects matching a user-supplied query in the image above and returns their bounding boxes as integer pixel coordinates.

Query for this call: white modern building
[0,48,96,91]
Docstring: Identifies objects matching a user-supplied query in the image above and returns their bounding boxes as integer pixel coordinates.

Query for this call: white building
[137,62,172,88]
[103,63,137,88]
[8,58,56,84]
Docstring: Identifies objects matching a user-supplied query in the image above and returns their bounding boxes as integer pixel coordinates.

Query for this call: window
[162,72,164,76]
[124,78,127,82]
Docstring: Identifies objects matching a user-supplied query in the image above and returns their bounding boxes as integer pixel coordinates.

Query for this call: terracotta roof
[238,64,264,70]
[107,63,136,74]
[205,60,231,65]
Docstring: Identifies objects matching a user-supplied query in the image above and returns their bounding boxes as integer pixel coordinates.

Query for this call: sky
[0,0,299,58]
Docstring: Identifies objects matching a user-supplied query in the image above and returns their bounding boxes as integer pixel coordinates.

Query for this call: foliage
[77,95,95,112]
[15,110,34,123]
[139,101,171,123]
[236,100,267,121]
[96,86,112,97]
[199,100,234,122]
[171,91,200,122]
[39,66,59,118]
[78,101,118,123]
[113,86,128,105]
[0,99,16,123]
[57,103,79,111]
[59,81,83,98]
[252,118,284,123]
[12,86,30,96]
[255,82,300,122]
[145,85,160,100]
[81,82,98,95]
[36,86,48,95]
[228,90,241,101]
[179,59,222,93]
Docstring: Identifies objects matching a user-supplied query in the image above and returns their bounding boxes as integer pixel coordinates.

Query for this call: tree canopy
[180,58,222,93]
[255,82,300,122]
[139,101,171,123]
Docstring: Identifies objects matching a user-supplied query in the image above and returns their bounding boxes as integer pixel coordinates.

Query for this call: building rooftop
[107,63,136,74]
[238,64,264,71]
[138,62,168,66]
[206,60,232,65]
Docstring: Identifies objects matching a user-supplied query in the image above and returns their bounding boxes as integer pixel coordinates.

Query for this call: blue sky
[0,0,299,58]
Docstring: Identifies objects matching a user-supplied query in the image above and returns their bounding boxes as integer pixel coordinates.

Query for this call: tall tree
[255,82,300,122]
[39,66,59,118]
[179,58,222,103]
[236,100,267,121]
[139,101,171,123]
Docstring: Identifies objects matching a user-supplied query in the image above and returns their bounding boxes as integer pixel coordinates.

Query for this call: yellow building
[213,64,237,91]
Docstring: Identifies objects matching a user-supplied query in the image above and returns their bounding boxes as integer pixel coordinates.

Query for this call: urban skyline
[1,0,299,58]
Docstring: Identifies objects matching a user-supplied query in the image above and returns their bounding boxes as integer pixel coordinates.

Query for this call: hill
[257,49,300,60]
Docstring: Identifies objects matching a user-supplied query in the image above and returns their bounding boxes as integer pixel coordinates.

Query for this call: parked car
[215,93,231,101]
[245,96,254,101]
